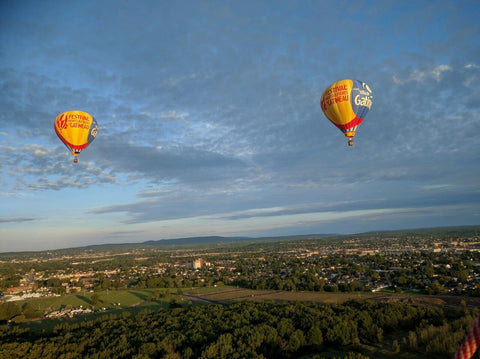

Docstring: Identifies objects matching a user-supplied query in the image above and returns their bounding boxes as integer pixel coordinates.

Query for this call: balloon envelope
[320,79,373,146]
[54,110,98,162]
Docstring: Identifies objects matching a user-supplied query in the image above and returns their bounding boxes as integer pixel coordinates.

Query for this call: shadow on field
[76,295,92,305]
[130,291,149,301]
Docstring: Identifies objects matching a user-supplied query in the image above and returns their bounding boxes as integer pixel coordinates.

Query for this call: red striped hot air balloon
[454,315,480,359]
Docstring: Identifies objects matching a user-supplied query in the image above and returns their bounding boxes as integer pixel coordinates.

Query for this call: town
[1,227,480,358]
[2,226,480,310]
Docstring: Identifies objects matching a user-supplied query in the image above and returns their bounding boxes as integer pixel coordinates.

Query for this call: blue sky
[1,0,479,252]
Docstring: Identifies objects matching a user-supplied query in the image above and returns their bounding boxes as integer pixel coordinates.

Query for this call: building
[193,259,203,269]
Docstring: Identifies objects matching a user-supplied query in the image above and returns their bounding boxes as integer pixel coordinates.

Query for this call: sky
[1,0,479,252]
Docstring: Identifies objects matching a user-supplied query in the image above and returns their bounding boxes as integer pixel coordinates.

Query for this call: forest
[0,299,478,358]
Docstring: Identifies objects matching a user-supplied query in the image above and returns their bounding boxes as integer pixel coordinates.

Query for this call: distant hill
[1,225,478,255]
[142,234,337,246]
[143,236,251,246]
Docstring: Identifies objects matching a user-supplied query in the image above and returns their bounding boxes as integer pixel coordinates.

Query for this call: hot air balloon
[54,110,98,163]
[320,79,373,146]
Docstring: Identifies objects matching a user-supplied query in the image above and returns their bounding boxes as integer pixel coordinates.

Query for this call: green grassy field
[16,288,180,312]
[8,284,475,317]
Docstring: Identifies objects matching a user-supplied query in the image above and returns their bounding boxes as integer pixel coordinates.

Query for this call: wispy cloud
[0,217,36,223]
[393,64,453,84]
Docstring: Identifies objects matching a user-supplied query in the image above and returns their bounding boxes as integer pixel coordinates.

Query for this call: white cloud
[393,64,452,84]
[431,65,452,81]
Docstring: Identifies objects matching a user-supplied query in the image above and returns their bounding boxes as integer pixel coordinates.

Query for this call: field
[18,288,174,313]
[11,285,480,317]
[187,287,367,304]
[187,287,480,308]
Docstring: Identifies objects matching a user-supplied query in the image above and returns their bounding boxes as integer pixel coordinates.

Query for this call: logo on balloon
[56,114,68,130]
[354,94,372,109]
[362,82,372,93]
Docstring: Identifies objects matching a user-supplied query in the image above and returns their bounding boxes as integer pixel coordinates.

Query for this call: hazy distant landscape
[1,226,479,358]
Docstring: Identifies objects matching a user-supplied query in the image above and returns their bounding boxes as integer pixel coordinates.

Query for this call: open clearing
[186,287,480,308]
[11,286,480,314]
[17,289,172,312]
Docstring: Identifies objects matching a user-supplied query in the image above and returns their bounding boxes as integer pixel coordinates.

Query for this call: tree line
[1,299,478,358]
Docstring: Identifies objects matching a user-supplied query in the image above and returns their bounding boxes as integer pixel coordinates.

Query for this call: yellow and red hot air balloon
[320,79,373,146]
[54,110,98,163]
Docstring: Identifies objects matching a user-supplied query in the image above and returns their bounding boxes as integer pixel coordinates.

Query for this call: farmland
[189,286,480,308]
[12,285,480,323]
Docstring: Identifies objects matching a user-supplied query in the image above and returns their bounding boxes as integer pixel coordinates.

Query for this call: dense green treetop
[0,300,478,358]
